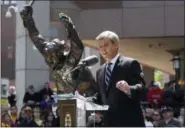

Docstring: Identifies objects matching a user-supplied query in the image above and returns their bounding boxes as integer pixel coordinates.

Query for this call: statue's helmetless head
[44,39,71,70]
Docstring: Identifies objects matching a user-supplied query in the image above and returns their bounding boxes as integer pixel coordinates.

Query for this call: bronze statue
[19,5,97,96]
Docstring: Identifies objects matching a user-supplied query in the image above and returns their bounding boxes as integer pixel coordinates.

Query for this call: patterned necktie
[105,62,112,91]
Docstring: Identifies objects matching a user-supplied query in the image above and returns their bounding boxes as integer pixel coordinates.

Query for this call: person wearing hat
[39,82,53,101]
[17,106,38,127]
[158,106,181,127]
[23,85,38,107]
[147,81,164,108]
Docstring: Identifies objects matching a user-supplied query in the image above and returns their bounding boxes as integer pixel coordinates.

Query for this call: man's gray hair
[95,30,120,44]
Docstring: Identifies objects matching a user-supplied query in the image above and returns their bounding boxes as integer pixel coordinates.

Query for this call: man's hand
[27,100,34,104]
[116,80,131,94]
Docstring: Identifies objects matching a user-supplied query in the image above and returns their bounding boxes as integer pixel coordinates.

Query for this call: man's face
[98,39,118,61]
[28,88,34,94]
[45,83,49,89]
[47,112,54,121]
[33,108,40,119]
[152,111,161,121]
[9,88,15,94]
[4,114,11,122]
[10,107,17,114]
[24,109,33,118]
[162,111,173,119]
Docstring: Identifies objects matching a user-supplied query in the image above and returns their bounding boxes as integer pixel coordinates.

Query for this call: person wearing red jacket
[147,82,164,108]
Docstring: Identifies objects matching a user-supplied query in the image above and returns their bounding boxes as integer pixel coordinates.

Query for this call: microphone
[78,55,99,67]
[66,55,99,77]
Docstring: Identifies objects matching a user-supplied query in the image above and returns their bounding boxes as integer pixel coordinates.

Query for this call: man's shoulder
[157,120,166,126]
[25,92,30,95]
[8,94,16,98]
[118,56,140,67]
[158,119,181,127]
[171,119,181,126]
[120,56,137,63]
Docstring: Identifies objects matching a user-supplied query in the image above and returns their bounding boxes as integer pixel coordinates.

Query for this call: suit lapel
[99,64,107,102]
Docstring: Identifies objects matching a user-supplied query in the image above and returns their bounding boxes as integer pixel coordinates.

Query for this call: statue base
[57,94,86,127]
[56,93,109,127]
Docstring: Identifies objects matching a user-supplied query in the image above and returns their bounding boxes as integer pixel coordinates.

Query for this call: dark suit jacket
[95,56,145,127]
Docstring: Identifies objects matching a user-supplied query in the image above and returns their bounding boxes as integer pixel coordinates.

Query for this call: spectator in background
[147,82,164,108]
[40,94,55,110]
[178,108,184,126]
[55,107,60,127]
[23,85,38,107]
[1,111,13,127]
[173,84,185,118]
[10,106,19,126]
[152,110,162,127]
[140,81,150,103]
[39,82,53,101]
[17,105,27,125]
[43,111,57,127]
[33,106,44,127]
[18,106,38,127]
[145,107,154,122]
[87,112,104,127]
[8,86,16,107]
[162,82,184,118]
[162,82,174,107]
[142,107,154,128]
[158,106,181,127]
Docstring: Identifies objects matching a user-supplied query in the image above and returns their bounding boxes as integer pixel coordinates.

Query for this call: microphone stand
[72,63,87,94]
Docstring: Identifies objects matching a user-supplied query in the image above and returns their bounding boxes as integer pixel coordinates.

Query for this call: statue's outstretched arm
[19,6,65,70]
[59,13,84,69]
[20,6,46,54]
[59,13,84,52]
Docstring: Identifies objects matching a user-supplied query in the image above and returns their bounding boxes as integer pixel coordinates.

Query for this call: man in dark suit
[94,31,145,127]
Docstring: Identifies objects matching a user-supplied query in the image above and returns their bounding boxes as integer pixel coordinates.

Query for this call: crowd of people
[1,105,60,127]
[140,81,184,127]
[1,80,185,127]
[2,82,59,127]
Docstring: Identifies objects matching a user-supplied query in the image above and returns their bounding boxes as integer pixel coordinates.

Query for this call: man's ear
[115,43,119,50]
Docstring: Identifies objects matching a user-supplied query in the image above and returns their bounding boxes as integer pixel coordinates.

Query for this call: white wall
[79,9,123,39]
[165,1,184,36]
[77,1,184,38]
[122,1,184,37]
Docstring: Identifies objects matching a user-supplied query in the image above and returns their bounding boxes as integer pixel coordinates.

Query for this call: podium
[57,94,108,127]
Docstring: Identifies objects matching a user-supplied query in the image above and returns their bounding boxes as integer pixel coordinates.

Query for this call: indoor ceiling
[50,1,123,10]
[82,37,184,75]
[74,1,123,10]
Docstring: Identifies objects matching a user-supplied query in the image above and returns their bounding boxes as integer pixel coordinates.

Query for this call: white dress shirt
[106,53,120,72]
